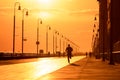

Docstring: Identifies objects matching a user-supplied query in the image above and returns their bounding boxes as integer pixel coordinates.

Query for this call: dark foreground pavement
[37,57,120,80]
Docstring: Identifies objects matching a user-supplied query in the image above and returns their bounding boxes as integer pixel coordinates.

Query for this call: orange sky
[0,0,98,53]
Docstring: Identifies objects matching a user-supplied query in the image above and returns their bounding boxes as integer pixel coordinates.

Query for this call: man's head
[68,44,70,47]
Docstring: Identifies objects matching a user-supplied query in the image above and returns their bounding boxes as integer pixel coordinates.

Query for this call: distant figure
[89,52,92,58]
[48,51,50,55]
[86,52,88,57]
[66,44,73,63]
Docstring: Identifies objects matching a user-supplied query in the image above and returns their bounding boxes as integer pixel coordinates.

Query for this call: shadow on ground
[70,63,80,66]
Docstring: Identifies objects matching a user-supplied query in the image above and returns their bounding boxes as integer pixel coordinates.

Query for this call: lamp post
[46,25,51,54]
[53,30,60,54]
[36,18,42,55]
[64,37,67,50]
[13,2,21,55]
[62,36,65,56]
[109,20,114,65]
[59,33,62,54]
[61,35,64,53]
[53,30,56,54]
[53,31,54,54]
[53,30,55,54]
[22,8,28,55]
[92,29,94,54]
[109,0,114,65]
[56,31,59,53]
[94,16,101,59]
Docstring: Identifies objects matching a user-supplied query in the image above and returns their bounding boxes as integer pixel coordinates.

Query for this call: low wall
[113,51,120,63]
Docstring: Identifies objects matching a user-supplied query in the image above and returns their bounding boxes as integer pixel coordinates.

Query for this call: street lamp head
[40,21,42,24]
[26,11,28,16]
[49,27,51,30]
[38,18,42,24]
[96,34,98,37]
[94,24,96,27]
[94,17,97,21]
[97,29,99,32]
[55,31,57,34]
[18,5,21,10]
[57,32,59,35]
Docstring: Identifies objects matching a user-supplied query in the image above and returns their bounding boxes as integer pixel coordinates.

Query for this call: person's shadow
[70,63,80,66]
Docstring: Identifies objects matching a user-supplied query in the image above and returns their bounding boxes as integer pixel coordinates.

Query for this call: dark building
[96,0,108,60]
[95,0,120,63]
[110,0,120,51]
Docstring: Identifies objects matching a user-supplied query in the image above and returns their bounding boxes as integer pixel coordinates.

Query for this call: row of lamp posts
[13,2,80,56]
[93,14,114,64]
[13,2,29,56]
[13,2,43,55]
[93,15,105,61]
[52,29,80,55]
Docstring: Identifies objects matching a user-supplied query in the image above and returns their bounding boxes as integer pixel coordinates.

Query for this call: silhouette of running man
[66,44,73,63]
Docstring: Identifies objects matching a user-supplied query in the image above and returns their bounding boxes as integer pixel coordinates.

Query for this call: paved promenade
[0,56,120,80]
[38,57,120,80]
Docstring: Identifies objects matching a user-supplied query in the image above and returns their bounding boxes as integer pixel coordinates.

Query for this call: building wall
[98,0,108,53]
[111,0,120,45]
[97,0,120,51]
[95,0,120,56]
[106,0,120,63]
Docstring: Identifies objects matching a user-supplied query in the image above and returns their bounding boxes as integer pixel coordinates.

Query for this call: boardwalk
[0,56,85,80]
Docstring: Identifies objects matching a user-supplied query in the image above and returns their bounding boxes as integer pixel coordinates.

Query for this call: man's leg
[70,53,72,59]
[67,55,70,63]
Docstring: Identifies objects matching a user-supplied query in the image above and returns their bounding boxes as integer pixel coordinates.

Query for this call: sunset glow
[0,0,98,53]
[39,12,52,19]
[38,0,52,4]
[36,0,54,8]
